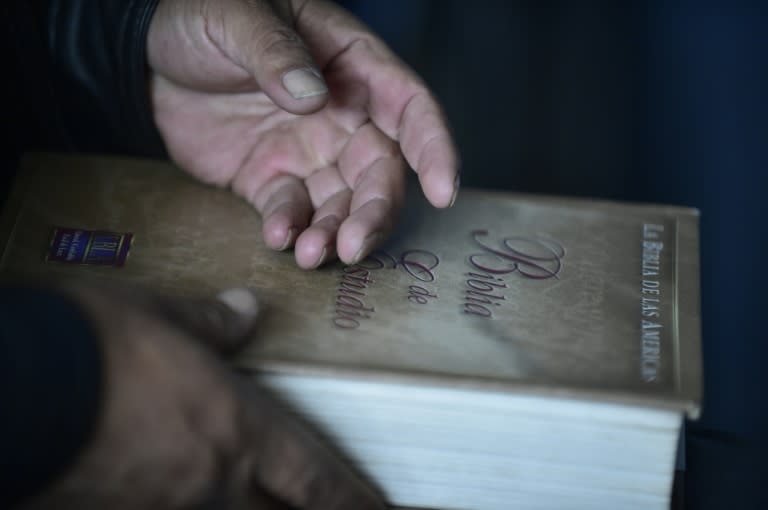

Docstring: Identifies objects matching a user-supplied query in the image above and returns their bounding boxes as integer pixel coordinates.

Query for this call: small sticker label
[46,227,133,267]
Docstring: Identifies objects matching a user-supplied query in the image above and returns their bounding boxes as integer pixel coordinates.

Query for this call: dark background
[339,1,767,509]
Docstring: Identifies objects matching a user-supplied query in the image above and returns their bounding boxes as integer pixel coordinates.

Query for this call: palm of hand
[148,0,458,269]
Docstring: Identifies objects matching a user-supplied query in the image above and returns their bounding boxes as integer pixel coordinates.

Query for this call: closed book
[0,154,702,510]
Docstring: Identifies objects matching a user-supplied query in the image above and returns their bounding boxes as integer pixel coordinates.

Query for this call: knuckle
[347,35,375,54]
[255,25,305,57]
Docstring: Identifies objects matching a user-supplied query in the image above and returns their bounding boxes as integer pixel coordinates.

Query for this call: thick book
[0,154,702,510]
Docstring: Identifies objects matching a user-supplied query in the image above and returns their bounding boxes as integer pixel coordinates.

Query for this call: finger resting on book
[257,175,313,251]
[336,197,393,265]
[414,132,460,209]
[393,90,460,208]
[295,214,342,269]
[347,153,406,215]
[334,153,404,264]
[148,289,261,355]
[294,190,350,268]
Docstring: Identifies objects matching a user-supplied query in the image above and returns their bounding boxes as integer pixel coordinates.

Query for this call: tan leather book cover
[0,153,702,417]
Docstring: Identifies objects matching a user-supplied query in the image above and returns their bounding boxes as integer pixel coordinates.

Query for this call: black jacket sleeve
[0,288,103,508]
[4,0,164,157]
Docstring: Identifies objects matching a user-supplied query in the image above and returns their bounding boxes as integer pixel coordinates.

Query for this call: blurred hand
[20,285,383,510]
[147,0,460,269]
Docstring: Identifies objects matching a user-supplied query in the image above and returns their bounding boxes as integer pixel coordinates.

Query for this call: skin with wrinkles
[148,0,460,269]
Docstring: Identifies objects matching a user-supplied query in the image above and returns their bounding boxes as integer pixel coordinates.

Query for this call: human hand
[20,285,383,510]
[147,0,460,269]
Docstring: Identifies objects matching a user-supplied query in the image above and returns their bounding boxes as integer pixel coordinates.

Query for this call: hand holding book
[17,284,382,510]
[148,0,460,269]
[2,155,702,509]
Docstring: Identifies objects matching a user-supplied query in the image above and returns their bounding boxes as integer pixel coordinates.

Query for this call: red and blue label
[46,227,133,267]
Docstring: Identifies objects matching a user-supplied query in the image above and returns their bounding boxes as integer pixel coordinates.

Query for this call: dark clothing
[1,0,160,506]
[0,290,103,507]
[4,0,163,158]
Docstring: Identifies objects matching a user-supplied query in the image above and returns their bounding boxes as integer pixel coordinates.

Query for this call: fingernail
[279,227,298,251]
[449,171,461,207]
[217,288,259,319]
[309,246,328,270]
[282,68,328,99]
[352,232,383,265]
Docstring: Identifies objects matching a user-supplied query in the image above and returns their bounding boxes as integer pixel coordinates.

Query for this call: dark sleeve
[4,0,164,156]
[0,288,103,508]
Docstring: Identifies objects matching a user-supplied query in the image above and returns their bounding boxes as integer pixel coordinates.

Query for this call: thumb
[151,287,261,356]
[59,282,262,354]
[226,0,329,114]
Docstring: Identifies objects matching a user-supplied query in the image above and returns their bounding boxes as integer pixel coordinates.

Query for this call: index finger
[295,0,460,208]
[233,375,385,510]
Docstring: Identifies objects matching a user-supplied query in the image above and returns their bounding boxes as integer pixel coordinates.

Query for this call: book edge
[457,187,701,218]
[673,213,703,420]
[237,360,697,416]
